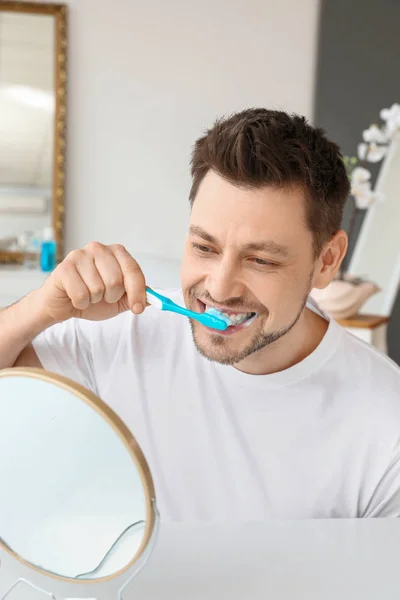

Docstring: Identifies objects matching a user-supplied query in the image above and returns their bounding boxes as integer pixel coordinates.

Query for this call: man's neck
[234,307,329,376]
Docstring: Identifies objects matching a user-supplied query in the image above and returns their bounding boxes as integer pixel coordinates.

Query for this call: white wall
[60,0,320,259]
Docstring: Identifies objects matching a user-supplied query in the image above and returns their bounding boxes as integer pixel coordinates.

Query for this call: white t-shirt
[32,290,400,520]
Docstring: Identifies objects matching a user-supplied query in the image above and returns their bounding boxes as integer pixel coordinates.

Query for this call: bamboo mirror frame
[0,1,67,265]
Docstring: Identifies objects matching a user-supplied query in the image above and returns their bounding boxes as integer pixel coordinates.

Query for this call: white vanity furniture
[336,314,390,354]
[129,520,400,600]
[0,266,48,308]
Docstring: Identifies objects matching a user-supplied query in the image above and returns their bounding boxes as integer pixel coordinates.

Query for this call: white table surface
[126,520,400,599]
[2,520,400,599]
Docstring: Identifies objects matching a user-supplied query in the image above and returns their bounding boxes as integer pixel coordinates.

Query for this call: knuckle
[73,291,89,305]
[106,275,123,288]
[90,284,105,297]
[112,243,127,253]
[64,249,82,263]
[85,241,104,253]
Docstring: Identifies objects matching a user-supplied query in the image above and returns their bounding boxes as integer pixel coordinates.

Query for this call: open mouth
[198,300,258,330]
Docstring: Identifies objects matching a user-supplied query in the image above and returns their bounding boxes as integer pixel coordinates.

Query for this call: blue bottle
[40,226,57,272]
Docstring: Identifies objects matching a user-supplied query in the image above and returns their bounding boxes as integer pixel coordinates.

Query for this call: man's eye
[251,258,274,266]
[193,244,213,254]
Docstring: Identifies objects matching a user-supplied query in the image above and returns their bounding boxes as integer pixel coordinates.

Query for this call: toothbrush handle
[162,299,225,329]
[145,287,165,304]
[146,287,227,330]
[165,302,192,318]
[146,287,190,316]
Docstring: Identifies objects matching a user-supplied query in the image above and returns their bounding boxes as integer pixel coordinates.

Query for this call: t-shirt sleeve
[32,318,99,395]
[363,448,400,517]
[30,294,176,402]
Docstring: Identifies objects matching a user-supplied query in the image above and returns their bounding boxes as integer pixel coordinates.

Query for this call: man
[2,108,400,520]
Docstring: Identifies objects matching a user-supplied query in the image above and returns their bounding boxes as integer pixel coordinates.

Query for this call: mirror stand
[0,573,56,600]
[0,501,160,600]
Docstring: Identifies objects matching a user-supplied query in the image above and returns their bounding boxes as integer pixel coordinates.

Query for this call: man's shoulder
[335,325,400,422]
[310,296,400,389]
[339,325,400,381]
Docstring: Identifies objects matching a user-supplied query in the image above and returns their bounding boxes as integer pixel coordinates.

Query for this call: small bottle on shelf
[40,226,57,272]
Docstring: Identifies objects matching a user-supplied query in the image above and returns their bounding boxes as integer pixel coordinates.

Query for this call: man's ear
[312,231,348,289]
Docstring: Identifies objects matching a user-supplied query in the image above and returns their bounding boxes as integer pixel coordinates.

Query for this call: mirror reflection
[0,8,60,263]
[0,371,151,580]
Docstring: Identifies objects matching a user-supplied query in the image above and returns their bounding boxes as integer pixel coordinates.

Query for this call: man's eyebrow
[189,225,289,257]
[242,241,290,257]
[189,226,218,244]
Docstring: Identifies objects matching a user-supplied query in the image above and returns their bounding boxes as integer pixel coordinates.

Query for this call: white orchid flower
[351,166,371,184]
[380,103,400,138]
[366,142,388,163]
[386,115,400,138]
[351,180,370,196]
[351,183,375,209]
[346,105,392,215]
[350,165,384,209]
[350,168,374,209]
[362,124,389,144]
[380,103,400,122]
[358,143,368,160]
[353,191,374,210]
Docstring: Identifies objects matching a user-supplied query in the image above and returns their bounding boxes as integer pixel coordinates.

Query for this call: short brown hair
[189,108,350,256]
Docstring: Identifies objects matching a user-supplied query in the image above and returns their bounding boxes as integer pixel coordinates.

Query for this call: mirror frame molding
[0,366,158,592]
[0,1,67,265]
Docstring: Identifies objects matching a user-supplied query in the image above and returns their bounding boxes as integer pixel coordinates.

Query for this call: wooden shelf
[336,314,390,330]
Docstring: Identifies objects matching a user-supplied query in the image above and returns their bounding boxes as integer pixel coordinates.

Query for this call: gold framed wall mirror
[0,1,66,265]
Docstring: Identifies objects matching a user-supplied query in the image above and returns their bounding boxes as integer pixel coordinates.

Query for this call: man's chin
[190,321,257,366]
[189,316,300,366]
[192,339,243,366]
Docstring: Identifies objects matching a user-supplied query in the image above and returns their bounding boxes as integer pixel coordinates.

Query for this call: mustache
[189,287,267,314]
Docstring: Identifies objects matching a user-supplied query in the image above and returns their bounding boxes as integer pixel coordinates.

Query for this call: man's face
[180,170,320,366]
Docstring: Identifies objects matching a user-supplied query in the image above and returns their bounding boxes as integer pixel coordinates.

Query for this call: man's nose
[205,258,245,303]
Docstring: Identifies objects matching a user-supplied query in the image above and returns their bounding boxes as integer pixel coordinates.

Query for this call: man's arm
[363,449,400,517]
[0,242,147,372]
[0,290,52,370]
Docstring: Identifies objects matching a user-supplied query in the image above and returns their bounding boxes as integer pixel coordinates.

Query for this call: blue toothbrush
[145,287,229,331]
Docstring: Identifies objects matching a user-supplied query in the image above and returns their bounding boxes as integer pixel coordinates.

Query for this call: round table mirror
[0,367,159,599]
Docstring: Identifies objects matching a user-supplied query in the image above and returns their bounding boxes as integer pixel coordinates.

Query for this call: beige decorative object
[311,276,380,320]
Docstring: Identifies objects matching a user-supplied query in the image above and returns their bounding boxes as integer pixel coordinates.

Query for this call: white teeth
[204,305,255,326]
[242,313,258,328]
[228,313,251,324]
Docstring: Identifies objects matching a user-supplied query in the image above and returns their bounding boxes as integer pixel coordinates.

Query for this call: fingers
[90,244,125,304]
[61,243,147,314]
[59,257,91,311]
[110,244,147,313]
[73,252,107,304]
